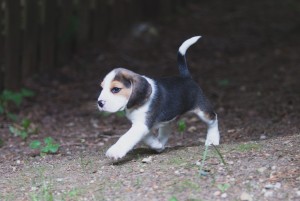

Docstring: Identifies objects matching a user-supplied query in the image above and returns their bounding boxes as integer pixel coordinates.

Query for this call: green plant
[30,168,79,201]
[168,157,186,166]
[0,89,35,121]
[79,153,93,172]
[62,188,80,201]
[30,169,54,201]
[0,193,15,201]
[179,180,200,191]
[217,183,230,193]
[199,145,227,177]
[9,118,38,140]
[236,143,261,152]
[217,79,230,87]
[199,145,209,176]
[30,183,54,201]
[134,177,142,188]
[169,196,179,201]
[101,111,126,118]
[116,111,126,117]
[30,137,60,155]
[177,119,187,137]
[212,145,227,165]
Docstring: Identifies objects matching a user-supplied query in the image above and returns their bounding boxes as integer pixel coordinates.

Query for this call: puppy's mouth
[97,104,126,113]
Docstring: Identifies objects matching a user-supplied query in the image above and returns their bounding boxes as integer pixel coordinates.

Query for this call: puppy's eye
[111,87,121,94]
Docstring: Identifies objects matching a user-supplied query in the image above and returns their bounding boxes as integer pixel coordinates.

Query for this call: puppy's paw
[105,144,127,160]
[149,141,165,153]
[205,133,220,146]
[205,126,220,146]
[154,146,166,153]
[205,139,219,146]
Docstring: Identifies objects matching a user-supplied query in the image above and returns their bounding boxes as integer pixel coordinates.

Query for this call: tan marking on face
[110,80,132,99]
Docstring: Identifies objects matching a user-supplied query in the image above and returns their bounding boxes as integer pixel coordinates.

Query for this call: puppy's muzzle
[98,100,105,108]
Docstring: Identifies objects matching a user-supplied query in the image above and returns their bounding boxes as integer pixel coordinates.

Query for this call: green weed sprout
[217,183,230,193]
[177,119,187,137]
[169,196,179,201]
[30,137,60,156]
[199,144,227,177]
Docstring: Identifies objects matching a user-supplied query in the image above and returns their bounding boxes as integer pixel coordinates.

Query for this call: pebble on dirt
[142,156,153,163]
[240,192,253,201]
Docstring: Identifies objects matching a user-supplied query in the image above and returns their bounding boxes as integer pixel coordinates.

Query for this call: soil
[0,1,299,200]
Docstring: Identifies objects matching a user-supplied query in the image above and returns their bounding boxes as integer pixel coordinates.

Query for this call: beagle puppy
[98,36,220,160]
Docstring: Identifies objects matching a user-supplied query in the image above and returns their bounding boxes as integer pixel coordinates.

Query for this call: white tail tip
[179,36,201,55]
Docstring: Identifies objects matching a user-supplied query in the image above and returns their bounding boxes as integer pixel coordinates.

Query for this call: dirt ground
[1,0,300,200]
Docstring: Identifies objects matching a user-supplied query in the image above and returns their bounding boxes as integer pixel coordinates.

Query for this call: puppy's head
[97,68,152,113]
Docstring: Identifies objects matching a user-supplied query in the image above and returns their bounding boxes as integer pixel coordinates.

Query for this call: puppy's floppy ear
[115,68,152,109]
[127,75,152,108]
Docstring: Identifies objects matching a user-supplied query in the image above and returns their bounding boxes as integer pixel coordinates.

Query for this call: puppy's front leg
[106,124,149,160]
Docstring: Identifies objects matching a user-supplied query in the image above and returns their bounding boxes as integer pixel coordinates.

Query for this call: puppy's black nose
[98,100,105,108]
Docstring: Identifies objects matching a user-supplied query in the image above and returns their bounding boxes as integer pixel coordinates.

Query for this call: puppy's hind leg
[143,123,171,153]
[143,132,164,151]
[194,108,220,146]
[157,123,172,152]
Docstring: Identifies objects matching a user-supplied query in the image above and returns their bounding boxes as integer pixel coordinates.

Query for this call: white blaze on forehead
[98,69,130,113]
[101,70,117,88]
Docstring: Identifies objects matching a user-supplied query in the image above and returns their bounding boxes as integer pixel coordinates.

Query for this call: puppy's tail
[177,36,201,77]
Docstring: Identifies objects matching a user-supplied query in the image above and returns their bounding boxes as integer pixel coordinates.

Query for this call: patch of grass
[168,157,187,166]
[30,169,54,201]
[235,143,261,152]
[199,145,227,176]
[134,177,143,189]
[199,145,209,176]
[111,180,123,190]
[217,183,230,193]
[29,168,83,201]
[30,181,82,201]
[78,153,97,173]
[179,180,200,191]
[92,188,106,201]
[79,156,92,171]
[0,193,15,201]
[62,188,81,201]
[212,145,227,165]
[30,182,54,201]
